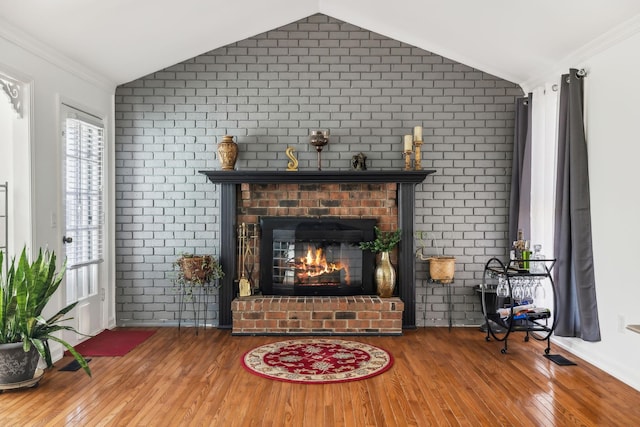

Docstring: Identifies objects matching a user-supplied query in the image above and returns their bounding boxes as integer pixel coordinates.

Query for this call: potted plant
[415,231,456,283]
[173,253,225,331]
[359,227,402,297]
[0,247,91,388]
[174,253,224,289]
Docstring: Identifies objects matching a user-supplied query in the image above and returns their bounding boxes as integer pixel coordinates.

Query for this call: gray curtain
[553,69,601,341]
[509,95,532,244]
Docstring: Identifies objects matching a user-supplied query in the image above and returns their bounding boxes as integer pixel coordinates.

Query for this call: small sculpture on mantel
[351,152,367,171]
[310,130,329,170]
[285,147,299,171]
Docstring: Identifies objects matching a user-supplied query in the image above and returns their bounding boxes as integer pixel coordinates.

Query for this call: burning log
[290,246,350,285]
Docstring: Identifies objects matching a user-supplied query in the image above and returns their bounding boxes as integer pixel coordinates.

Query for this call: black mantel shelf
[199,169,435,184]
[201,168,436,330]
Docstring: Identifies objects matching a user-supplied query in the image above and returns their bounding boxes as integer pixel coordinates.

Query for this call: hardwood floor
[2,327,639,426]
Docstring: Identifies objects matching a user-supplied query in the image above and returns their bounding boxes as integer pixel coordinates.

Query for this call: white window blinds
[64,113,104,269]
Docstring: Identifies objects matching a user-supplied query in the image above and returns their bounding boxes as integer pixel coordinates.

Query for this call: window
[63,105,104,302]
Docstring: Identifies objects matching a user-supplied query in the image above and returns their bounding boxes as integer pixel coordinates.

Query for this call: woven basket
[428,256,456,283]
[179,255,213,282]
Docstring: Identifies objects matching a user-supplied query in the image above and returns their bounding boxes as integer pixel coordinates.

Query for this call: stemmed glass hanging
[534,278,546,301]
[496,276,509,298]
[523,277,534,302]
[512,278,524,302]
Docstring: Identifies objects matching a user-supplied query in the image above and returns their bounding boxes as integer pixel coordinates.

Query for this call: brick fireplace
[239,182,397,296]
[201,170,433,332]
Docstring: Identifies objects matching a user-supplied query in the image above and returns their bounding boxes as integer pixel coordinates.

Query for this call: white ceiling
[1,0,640,89]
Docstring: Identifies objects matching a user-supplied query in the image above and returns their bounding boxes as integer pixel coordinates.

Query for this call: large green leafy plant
[359,226,402,253]
[0,248,91,376]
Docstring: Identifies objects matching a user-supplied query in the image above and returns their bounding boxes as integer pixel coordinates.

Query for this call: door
[62,104,105,338]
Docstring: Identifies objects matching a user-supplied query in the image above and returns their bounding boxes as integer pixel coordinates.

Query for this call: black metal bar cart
[481,257,558,354]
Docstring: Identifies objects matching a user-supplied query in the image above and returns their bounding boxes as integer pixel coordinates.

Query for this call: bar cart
[481,257,558,354]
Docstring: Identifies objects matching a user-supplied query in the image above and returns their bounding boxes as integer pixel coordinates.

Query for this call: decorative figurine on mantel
[351,152,367,171]
[285,147,299,171]
[217,135,238,171]
[310,130,329,170]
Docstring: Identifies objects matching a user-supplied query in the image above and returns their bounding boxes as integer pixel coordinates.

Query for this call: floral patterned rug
[241,339,393,384]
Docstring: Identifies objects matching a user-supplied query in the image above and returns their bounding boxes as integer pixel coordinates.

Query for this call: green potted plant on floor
[174,253,224,292]
[0,247,91,388]
[173,253,225,331]
[359,226,402,298]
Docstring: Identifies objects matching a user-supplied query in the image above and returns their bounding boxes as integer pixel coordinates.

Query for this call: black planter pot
[0,342,40,384]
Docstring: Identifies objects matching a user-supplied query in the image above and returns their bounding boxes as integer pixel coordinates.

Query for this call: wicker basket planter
[415,232,456,284]
[178,255,214,283]
[419,255,456,283]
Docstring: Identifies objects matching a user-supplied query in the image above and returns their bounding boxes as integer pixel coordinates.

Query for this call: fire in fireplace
[259,217,376,296]
[293,245,350,285]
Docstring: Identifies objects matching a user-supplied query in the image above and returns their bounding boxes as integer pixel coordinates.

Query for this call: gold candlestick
[404,149,413,171]
[414,139,423,170]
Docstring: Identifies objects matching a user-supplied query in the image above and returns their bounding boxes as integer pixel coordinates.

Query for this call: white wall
[0,99,12,256]
[547,31,640,391]
[0,72,32,256]
[0,33,116,356]
[0,96,13,181]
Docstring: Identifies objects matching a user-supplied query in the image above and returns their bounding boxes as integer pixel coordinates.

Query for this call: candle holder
[404,149,413,171]
[414,139,423,170]
[310,130,329,170]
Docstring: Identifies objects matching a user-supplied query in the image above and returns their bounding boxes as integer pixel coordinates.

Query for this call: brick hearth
[232,296,404,335]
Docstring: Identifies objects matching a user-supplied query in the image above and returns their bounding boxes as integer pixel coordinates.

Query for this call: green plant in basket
[173,253,225,298]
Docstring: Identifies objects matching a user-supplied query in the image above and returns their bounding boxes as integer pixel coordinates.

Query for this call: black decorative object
[351,152,367,170]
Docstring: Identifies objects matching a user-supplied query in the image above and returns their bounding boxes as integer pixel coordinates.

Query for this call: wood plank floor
[2,327,639,426]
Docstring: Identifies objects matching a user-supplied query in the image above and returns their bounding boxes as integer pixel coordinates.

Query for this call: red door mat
[67,329,156,357]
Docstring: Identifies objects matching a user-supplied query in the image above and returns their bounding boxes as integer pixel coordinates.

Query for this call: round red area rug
[241,339,393,384]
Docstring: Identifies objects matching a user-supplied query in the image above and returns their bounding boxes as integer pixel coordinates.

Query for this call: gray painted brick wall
[114,13,523,328]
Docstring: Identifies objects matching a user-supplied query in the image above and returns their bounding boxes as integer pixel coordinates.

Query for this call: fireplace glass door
[260,217,376,295]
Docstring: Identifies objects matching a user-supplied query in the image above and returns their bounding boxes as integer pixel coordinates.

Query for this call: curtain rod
[551,68,587,91]
[575,68,587,78]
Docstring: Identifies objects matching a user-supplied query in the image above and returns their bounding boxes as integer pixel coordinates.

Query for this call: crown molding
[0,17,116,92]
[521,13,640,92]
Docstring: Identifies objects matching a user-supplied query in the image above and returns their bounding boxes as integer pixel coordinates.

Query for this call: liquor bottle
[513,229,525,268]
[512,229,532,270]
[531,244,545,273]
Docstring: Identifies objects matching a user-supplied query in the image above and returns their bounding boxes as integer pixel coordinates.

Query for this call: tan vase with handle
[375,251,396,298]
[217,135,238,170]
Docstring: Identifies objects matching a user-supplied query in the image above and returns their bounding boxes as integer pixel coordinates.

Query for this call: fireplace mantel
[200,168,435,330]
[199,170,434,184]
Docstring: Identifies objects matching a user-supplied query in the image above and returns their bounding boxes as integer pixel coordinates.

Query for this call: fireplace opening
[259,217,376,296]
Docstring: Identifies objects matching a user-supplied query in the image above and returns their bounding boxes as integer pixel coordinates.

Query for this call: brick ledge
[232,295,404,336]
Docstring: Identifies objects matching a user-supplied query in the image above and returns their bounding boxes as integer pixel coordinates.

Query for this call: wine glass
[523,277,534,302]
[496,276,509,298]
[534,278,546,302]
[512,278,524,303]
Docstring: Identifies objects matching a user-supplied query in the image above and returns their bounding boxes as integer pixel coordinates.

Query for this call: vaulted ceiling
[1,0,639,90]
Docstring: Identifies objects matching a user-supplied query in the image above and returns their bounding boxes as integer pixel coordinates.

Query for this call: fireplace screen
[260,217,376,295]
